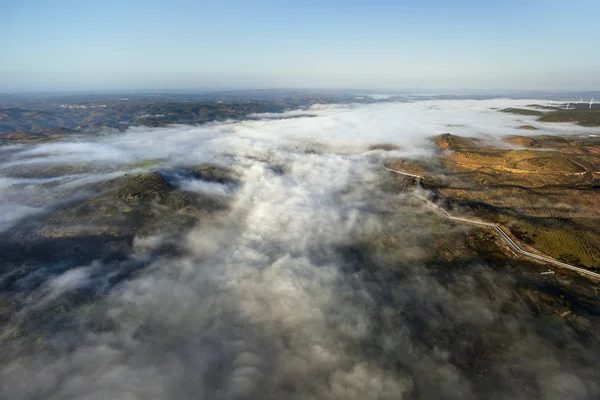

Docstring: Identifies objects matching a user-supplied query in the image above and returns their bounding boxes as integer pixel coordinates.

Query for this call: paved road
[383,166,423,180]
[385,166,600,280]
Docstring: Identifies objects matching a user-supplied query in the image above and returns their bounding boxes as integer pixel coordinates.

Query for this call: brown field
[421,134,600,270]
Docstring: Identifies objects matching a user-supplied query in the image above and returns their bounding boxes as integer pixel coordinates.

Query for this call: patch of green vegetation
[529,135,569,143]
[519,125,538,130]
[538,109,600,127]
[504,218,600,269]
[129,158,165,169]
[184,165,239,185]
[500,108,544,117]
[526,104,560,110]
[369,144,401,151]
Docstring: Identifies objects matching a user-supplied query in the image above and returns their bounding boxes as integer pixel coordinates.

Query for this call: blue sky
[1,0,599,92]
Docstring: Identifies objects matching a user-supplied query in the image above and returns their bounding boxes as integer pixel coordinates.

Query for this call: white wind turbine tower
[591,98,595,109]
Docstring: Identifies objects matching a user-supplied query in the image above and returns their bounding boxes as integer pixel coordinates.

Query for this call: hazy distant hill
[0,92,382,139]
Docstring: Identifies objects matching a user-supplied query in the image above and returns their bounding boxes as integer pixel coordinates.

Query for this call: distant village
[59,104,107,109]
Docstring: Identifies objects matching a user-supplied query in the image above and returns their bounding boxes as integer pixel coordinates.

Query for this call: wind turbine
[591,98,595,109]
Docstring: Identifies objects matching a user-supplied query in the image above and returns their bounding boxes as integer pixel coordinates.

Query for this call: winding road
[385,166,600,280]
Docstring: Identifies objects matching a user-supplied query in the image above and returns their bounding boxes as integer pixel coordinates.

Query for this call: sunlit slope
[432,133,600,270]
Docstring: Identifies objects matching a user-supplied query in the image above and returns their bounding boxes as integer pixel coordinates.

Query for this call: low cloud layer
[0,99,599,399]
